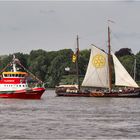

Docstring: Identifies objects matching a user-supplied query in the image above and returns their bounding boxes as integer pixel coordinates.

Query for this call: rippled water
[0,90,140,139]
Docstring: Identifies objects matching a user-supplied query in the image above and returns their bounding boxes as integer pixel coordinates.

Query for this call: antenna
[108,19,115,26]
[13,55,15,59]
[12,55,17,72]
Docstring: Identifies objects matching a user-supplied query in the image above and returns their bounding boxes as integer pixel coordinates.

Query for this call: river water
[0,90,140,139]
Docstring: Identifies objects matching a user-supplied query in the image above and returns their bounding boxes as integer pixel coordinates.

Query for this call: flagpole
[107,20,115,92]
[108,25,112,92]
[76,35,80,91]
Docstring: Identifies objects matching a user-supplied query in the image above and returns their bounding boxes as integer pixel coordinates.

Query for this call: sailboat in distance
[55,26,140,97]
[55,35,81,96]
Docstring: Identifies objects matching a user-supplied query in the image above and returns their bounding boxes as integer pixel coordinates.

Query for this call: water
[0,90,140,139]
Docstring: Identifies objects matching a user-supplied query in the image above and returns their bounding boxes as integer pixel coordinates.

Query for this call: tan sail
[82,45,109,88]
[112,52,139,88]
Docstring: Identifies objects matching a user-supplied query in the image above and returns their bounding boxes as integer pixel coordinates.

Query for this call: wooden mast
[108,26,112,92]
[76,35,80,91]
[134,58,136,81]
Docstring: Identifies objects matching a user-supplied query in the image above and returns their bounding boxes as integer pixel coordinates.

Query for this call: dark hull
[91,92,140,97]
[55,90,140,97]
[56,92,91,97]
[0,87,46,99]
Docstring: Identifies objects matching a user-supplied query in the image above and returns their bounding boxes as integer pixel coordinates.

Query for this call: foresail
[112,52,139,88]
[82,45,109,88]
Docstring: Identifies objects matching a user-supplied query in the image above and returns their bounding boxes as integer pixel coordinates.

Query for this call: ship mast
[12,55,17,72]
[108,26,112,92]
[76,35,80,91]
[134,58,136,81]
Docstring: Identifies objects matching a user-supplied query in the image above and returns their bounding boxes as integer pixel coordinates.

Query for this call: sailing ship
[0,55,46,99]
[55,35,82,96]
[55,26,140,97]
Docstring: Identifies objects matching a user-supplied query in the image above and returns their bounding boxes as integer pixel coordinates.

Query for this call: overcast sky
[0,0,140,55]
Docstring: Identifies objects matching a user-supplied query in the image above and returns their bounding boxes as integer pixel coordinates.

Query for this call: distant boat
[55,35,80,95]
[0,56,46,99]
[55,26,140,97]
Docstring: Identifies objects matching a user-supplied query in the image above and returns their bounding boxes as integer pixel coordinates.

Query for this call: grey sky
[0,1,140,55]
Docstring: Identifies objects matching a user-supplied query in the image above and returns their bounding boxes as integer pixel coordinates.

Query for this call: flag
[72,54,77,63]
[72,47,79,63]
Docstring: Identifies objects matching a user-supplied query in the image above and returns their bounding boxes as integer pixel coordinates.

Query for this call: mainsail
[112,52,139,88]
[82,45,109,88]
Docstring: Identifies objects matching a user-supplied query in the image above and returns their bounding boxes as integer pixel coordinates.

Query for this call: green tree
[46,49,73,87]
[47,55,66,87]
[0,55,11,72]
[118,55,135,78]
[136,51,140,82]
[28,49,49,81]
[115,48,133,57]
[78,49,90,76]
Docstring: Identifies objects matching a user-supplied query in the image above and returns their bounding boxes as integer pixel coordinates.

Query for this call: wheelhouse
[2,72,28,78]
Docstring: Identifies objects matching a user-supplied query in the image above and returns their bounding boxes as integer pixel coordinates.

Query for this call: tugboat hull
[0,88,45,99]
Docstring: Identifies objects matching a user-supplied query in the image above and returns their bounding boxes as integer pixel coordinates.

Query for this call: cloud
[9,26,20,31]
[123,0,137,2]
[113,32,140,40]
[40,9,55,15]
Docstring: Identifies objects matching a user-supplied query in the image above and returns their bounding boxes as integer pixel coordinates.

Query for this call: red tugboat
[0,56,46,99]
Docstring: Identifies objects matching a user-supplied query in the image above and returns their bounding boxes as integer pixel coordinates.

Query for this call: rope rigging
[0,57,43,84]
[16,61,43,84]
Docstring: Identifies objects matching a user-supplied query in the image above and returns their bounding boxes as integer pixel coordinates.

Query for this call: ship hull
[89,91,140,97]
[55,89,140,97]
[0,88,46,99]
[56,92,91,97]
[56,92,140,97]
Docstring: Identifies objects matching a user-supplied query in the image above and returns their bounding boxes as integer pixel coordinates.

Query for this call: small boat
[55,25,140,97]
[55,35,83,96]
[0,56,46,99]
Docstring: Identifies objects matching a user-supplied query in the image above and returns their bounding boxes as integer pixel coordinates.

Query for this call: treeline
[0,48,140,87]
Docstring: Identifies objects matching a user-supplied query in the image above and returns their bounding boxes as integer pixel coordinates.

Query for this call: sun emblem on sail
[92,54,106,68]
